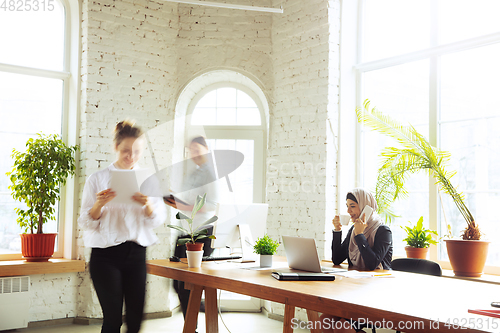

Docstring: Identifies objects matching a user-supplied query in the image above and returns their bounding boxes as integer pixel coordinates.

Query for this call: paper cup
[339,215,351,225]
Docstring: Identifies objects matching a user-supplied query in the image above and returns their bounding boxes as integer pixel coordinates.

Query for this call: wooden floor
[13,310,315,333]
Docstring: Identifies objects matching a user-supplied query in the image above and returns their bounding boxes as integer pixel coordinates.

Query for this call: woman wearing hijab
[320,188,393,333]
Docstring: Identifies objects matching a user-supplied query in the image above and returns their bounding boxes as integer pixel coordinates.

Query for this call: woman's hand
[90,189,116,219]
[133,192,153,216]
[353,213,367,235]
[332,215,342,231]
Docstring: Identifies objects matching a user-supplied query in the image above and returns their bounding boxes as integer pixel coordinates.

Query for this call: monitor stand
[237,224,257,263]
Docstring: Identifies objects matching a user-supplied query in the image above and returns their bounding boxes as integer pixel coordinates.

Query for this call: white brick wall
[26,0,341,324]
[267,0,340,319]
[267,0,339,257]
[175,1,273,94]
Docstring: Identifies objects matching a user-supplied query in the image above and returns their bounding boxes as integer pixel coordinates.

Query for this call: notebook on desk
[282,235,347,274]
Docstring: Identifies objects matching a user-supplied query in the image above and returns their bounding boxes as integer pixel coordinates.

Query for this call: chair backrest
[391,258,442,277]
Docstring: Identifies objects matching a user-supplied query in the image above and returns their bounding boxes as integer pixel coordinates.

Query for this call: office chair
[391,258,442,333]
[391,258,442,277]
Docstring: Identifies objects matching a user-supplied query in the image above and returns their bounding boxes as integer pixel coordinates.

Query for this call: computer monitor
[212,203,269,261]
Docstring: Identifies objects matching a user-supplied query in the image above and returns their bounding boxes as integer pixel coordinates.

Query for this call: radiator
[0,276,30,330]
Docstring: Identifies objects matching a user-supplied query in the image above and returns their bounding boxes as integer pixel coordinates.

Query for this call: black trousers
[90,241,147,333]
[173,226,214,318]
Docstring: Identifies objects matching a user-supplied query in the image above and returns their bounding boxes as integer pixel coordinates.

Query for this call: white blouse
[78,163,167,248]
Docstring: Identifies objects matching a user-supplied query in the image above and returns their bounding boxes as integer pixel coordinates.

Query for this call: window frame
[186,82,267,204]
[350,0,500,274]
[0,0,80,260]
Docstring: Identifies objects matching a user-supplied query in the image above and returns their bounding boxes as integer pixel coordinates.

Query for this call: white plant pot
[260,254,273,268]
[186,250,204,268]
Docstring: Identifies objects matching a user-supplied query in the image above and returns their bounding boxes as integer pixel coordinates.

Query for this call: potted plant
[166,194,217,268]
[357,100,489,276]
[7,133,78,261]
[402,216,438,259]
[253,234,279,268]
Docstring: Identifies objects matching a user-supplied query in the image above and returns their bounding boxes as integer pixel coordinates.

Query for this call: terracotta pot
[405,246,429,259]
[20,233,57,262]
[445,239,490,277]
[186,242,204,252]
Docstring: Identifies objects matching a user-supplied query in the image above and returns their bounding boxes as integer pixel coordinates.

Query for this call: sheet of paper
[109,169,152,205]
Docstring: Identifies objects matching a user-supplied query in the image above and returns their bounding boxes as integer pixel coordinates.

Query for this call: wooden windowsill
[0,258,85,277]
[442,269,500,285]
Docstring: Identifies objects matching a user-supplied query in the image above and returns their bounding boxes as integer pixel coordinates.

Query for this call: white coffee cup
[339,214,351,226]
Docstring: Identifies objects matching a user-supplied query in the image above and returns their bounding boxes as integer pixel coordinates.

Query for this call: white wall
[26,0,341,322]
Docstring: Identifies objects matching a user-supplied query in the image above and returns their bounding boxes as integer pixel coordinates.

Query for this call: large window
[0,1,71,259]
[187,82,267,311]
[189,84,266,204]
[356,0,500,270]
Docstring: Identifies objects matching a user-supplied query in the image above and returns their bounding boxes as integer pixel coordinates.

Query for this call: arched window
[0,0,77,259]
[188,82,267,204]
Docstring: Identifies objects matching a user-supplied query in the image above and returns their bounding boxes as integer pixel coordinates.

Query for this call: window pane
[209,139,254,204]
[362,60,429,257]
[236,90,257,108]
[237,108,261,126]
[363,0,431,62]
[216,108,237,125]
[0,72,63,254]
[440,44,500,264]
[439,0,500,45]
[192,87,262,126]
[216,88,236,108]
[196,90,217,108]
[0,1,65,71]
[192,108,216,126]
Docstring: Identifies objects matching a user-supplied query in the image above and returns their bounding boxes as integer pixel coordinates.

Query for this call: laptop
[282,236,346,273]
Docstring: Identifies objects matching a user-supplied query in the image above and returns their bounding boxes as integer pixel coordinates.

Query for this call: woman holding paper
[78,120,167,333]
[319,188,392,333]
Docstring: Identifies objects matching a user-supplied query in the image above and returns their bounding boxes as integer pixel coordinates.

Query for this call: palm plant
[356,100,480,240]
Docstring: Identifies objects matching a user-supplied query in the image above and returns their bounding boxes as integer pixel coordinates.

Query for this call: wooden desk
[147,257,500,333]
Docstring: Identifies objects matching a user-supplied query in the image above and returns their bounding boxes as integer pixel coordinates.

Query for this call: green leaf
[176,211,191,220]
[191,194,206,218]
[193,215,218,233]
[6,132,78,233]
[177,238,191,246]
[357,100,476,237]
[166,224,189,234]
[253,234,280,255]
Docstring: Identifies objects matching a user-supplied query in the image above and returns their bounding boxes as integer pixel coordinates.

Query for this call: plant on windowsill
[356,100,489,277]
[253,234,280,268]
[166,193,217,268]
[402,216,438,259]
[7,133,78,262]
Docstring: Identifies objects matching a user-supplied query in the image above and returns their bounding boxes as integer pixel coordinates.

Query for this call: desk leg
[283,304,295,333]
[204,287,218,333]
[182,284,203,333]
[306,310,321,333]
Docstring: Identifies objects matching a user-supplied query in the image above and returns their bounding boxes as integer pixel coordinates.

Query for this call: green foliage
[253,234,280,255]
[356,100,479,240]
[166,193,218,245]
[7,133,79,234]
[402,216,438,248]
